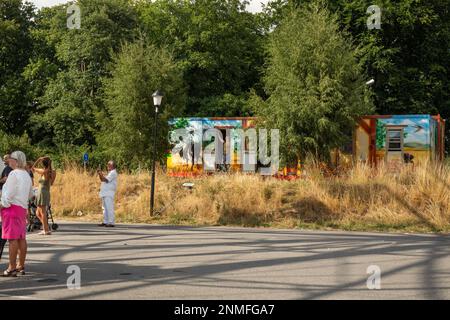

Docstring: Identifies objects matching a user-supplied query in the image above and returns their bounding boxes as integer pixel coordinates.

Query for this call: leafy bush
[0,131,41,161]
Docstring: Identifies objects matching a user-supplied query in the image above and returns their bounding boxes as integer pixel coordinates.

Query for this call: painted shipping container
[167,117,258,176]
[354,115,445,166]
[167,115,446,176]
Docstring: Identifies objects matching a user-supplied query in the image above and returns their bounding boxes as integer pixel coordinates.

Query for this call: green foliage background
[257,1,374,164]
[0,0,449,168]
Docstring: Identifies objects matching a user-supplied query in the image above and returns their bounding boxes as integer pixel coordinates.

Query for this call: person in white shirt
[0,151,33,277]
[97,161,118,227]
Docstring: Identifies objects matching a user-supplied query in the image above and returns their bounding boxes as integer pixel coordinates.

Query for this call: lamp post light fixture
[366,79,375,86]
[150,90,163,216]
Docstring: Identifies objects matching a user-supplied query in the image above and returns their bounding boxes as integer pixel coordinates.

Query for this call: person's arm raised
[97,170,109,183]
[32,157,44,173]
[33,168,45,175]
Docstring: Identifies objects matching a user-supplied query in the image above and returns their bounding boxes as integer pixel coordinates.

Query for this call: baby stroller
[27,188,58,232]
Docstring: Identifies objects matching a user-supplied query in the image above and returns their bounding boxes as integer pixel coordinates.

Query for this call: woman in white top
[0,151,33,277]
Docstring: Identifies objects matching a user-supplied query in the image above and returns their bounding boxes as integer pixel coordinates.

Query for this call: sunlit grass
[50,161,450,233]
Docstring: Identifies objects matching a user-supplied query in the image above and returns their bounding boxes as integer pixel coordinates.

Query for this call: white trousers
[101,196,115,225]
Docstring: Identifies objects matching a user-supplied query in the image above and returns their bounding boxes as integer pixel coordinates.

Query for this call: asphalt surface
[0,222,449,300]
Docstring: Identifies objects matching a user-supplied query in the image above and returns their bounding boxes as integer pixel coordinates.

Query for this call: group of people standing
[0,152,55,277]
[0,152,118,278]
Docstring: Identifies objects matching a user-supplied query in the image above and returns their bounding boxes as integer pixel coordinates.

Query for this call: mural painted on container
[167,117,256,175]
[376,116,430,149]
[375,115,432,164]
[354,114,445,168]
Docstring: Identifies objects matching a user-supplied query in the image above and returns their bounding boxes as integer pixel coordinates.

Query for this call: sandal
[3,269,17,277]
[16,267,25,276]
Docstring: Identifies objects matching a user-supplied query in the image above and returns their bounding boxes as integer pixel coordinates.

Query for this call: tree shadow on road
[0,223,449,300]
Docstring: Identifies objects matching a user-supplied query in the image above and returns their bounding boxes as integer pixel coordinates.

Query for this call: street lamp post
[150,90,163,216]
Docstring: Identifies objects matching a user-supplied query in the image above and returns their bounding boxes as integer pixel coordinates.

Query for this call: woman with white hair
[0,151,33,277]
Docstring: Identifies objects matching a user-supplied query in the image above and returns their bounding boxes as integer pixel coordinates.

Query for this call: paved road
[0,222,449,300]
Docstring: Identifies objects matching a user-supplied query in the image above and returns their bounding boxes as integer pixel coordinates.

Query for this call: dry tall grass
[49,162,450,233]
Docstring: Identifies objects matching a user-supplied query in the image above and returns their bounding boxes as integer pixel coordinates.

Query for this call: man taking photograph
[97,161,118,228]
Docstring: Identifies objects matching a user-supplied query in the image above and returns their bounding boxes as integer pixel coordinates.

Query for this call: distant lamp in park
[366,79,375,86]
[150,90,164,216]
[152,90,163,111]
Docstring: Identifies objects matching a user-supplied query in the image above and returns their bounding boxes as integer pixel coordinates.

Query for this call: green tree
[0,130,40,161]
[98,40,186,168]
[257,1,373,164]
[137,0,265,116]
[265,0,450,154]
[23,5,68,122]
[0,0,35,134]
[29,0,139,147]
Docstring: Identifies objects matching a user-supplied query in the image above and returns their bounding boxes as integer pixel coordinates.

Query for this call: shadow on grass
[319,180,446,232]
[214,175,447,231]
[280,196,339,223]
[217,208,270,227]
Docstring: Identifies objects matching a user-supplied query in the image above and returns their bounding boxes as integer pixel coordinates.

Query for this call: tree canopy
[98,40,186,168]
[256,1,373,164]
[136,0,266,116]
[264,0,450,149]
[0,0,35,134]
[0,0,448,167]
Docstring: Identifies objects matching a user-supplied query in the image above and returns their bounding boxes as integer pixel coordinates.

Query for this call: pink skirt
[1,205,27,240]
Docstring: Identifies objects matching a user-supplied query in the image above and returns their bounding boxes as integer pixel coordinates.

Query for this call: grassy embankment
[49,162,450,233]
